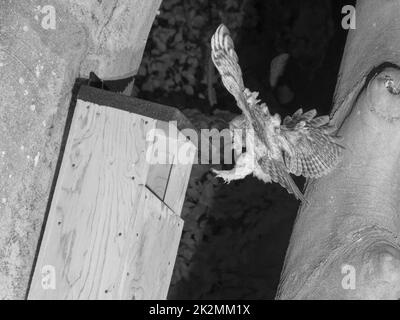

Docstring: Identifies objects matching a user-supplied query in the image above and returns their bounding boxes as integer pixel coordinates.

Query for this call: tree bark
[0,0,161,299]
[277,0,400,300]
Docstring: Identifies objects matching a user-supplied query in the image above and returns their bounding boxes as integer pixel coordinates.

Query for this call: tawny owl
[210,24,343,202]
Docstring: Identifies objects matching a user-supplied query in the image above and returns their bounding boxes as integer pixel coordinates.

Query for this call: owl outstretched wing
[277,109,343,178]
[211,24,248,114]
[211,24,343,202]
[259,157,307,202]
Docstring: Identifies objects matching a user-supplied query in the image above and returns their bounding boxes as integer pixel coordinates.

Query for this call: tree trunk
[277,0,400,300]
[0,0,161,299]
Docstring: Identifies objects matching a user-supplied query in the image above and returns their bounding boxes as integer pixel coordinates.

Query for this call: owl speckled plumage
[211,24,343,202]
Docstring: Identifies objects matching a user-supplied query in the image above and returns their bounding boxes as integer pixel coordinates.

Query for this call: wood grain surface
[28,99,185,299]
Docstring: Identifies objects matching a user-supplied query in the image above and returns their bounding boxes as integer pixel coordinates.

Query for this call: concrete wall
[0,0,162,299]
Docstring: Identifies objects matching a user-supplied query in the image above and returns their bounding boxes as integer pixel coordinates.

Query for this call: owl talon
[211,169,232,184]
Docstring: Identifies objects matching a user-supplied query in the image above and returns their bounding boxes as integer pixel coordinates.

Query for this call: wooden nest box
[28,86,196,299]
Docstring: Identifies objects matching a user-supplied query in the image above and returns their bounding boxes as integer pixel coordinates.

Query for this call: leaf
[163,0,180,10]
[269,53,290,88]
[174,73,182,83]
[142,81,154,92]
[174,30,183,43]
[182,70,196,85]
[137,65,147,76]
[192,16,206,28]
[183,85,194,95]
[225,0,239,9]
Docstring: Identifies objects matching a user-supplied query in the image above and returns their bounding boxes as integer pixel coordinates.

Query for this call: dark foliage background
[135,0,355,299]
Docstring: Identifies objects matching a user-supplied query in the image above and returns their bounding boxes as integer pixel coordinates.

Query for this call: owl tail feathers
[272,160,307,203]
[282,170,307,203]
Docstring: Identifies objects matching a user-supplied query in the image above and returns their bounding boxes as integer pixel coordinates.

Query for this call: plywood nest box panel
[28,86,197,300]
